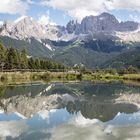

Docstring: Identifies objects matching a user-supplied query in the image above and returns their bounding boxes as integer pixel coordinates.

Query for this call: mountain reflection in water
[0,82,140,140]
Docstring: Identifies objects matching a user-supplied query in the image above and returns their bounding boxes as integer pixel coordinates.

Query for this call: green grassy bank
[0,71,140,86]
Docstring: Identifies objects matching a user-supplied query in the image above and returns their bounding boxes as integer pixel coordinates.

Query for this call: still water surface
[0,81,140,140]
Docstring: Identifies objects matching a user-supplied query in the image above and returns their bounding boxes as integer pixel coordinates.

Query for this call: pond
[0,81,140,140]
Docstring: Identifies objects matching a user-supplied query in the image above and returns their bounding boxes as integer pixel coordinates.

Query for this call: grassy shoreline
[0,71,140,86]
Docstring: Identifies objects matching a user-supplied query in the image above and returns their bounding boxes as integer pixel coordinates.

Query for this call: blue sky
[0,0,140,26]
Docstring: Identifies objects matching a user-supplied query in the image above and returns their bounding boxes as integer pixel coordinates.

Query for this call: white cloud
[38,110,49,120]
[42,0,140,21]
[38,11,56,25]
[0,0,29,15]
[129,14,140,22]
[42,0,107,21]
[0,121,28,139]
[49,119,140,140]
[70,113,100,127]
[106,0,140,11]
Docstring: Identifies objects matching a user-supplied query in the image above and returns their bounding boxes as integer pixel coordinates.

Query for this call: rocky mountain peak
[79,13,120,34]
[65,13,139,42]
[0,13,139,42]
[99,12,119,24]
[99,12,117,18]
[0,16,49,40]
[66,20,78,34]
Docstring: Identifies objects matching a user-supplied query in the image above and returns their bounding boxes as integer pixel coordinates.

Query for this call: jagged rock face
[12,17,47,40]
[0,21,14,37]
[65,13,139,41]
[0,12,140,43]
[79,13,119,34]
[75,13,139,35]
[0,17,47,40]
[66,20,77,34]
[45,24,66,40]
[0,16,66,41]
[117,21,139,32]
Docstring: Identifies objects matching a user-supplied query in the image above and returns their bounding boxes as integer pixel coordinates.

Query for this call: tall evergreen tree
[34,58,41,69]
[6,48,19,69]
[0,42,6,70]
[28,57,35,69]
[20,49,28,69]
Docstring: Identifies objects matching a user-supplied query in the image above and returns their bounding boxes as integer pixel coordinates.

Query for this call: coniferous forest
[0,42,66,71]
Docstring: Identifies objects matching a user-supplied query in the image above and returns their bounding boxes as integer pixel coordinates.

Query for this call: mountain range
[0,12,140,69]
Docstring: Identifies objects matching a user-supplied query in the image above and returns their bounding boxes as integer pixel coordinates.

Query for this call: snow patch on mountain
[14,16,29,23]
[43,43,54,51]
[15,112,27,119]
[0,13,140,43]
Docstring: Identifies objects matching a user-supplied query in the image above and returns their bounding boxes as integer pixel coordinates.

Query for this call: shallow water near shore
[0,81,140,140]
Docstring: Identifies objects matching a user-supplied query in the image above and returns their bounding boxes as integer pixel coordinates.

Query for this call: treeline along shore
[0,41,140,85]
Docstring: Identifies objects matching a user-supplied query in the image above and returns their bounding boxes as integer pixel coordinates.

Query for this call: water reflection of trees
[0,86,6,98]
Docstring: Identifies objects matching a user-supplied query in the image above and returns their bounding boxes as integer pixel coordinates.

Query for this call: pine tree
[20,49,28,69]
[0,42,6,70]
[28,58,35,69]
[34,58,41,69]
[6,48,19,69]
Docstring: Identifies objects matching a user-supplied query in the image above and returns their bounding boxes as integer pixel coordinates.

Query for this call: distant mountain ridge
[0,12,140,69]
[0,12,140,42]
[67,12,138,33]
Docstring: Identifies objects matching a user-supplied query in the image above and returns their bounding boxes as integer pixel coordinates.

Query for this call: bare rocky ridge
[0,16,62,41]
[0,13,140,42]
[66,12,140,41]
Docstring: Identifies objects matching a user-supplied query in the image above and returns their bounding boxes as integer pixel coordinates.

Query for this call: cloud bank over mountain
[42,0,140,21]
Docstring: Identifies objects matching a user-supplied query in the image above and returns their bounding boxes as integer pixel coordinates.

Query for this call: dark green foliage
[127,66,139,74]
[0,36,52,58]
[0,42,6,70]
[118,66,139,75]
[1,35,139,70]
[0,42,66,71]
[34,58,41,69]
[102,47,140,69]
[0,36,132,69]
[28,58,35,69]
[20,49,28,69]
[53,43,112,69]
[51,40,73,47]
[82,39,126,53]
[6,48,20,69]
[76,73,83,80]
